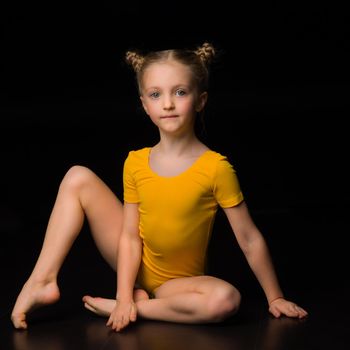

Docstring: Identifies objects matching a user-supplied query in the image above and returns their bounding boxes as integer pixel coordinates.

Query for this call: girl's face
[140,60,207,136]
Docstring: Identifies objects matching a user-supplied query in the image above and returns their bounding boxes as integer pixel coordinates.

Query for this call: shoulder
[205,150,234,167]
[203,150,239,180]
[205,150,228,161]
[127,147,151,157]
[125,147,150,162]
[123,147,150,173]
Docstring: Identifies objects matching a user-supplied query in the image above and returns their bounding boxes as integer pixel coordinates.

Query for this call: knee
[206,284,241,322]
[60,165,95,192]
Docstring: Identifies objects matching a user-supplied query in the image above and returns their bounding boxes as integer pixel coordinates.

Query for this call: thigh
[64,166,124,269]
[154,275,238,299]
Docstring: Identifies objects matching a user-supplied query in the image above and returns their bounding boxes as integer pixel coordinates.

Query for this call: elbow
[119,231,142,249]
[239,234,265,257]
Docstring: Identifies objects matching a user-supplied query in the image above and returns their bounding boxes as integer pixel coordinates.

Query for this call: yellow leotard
[123,147,244,294]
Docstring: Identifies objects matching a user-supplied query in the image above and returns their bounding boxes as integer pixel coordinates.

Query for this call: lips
[160,115,179,119]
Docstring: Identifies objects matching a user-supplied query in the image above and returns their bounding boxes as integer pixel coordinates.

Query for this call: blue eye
[150,91,160,99]
[175,89,186,96]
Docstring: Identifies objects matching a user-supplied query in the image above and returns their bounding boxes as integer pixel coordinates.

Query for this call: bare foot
[82,296,116,316]
[11,279,60,329]
[83,288,149,317]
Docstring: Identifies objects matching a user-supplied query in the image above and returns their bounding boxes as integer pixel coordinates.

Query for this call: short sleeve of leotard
[123,151,140,203]
[213,155,244,208]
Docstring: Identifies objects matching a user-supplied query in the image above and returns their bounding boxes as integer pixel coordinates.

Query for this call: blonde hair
[125,42,216,94]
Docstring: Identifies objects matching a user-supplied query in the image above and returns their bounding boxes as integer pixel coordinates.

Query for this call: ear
[140,96,149,115]
[195,92,208,112]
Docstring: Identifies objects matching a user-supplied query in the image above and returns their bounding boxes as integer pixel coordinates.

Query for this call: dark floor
[1,207,349,350]
[0,295,339,350]
[1,283,349,350]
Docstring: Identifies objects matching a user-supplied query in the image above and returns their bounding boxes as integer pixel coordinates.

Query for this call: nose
[163,94,175,110]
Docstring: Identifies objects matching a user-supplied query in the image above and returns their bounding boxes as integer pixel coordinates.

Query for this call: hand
[268,297,308,319]
[106,299,137,332]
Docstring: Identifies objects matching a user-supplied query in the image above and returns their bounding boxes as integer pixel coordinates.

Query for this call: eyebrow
[144,84,191,92]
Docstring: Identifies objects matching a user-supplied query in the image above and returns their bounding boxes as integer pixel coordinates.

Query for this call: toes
[82,295,97,306]
[82,295,91,303]
[84,302,97,313]
[82,296,97,310]
[11,313,27,330]
[83,296,107,316]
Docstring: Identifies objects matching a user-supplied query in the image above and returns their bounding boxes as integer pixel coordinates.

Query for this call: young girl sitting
[11,42,308,332]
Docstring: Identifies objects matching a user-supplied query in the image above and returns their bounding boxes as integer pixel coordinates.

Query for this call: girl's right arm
[107,202,142,332]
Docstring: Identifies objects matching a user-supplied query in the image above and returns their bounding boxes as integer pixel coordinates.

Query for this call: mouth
[160,115,179,119]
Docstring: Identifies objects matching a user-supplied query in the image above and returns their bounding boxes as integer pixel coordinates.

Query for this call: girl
[11,42,308,332]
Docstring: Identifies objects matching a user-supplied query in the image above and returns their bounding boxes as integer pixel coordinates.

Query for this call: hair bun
[195,42,216,66]
[125,51,144,73]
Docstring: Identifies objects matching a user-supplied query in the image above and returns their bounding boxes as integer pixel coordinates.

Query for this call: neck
[155,130,201,156]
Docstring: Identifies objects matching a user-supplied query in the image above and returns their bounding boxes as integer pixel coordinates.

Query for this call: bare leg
[83,276,241,325]
[11,166,123,329]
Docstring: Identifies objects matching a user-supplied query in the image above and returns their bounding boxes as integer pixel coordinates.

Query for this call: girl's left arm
[223,201,308,319]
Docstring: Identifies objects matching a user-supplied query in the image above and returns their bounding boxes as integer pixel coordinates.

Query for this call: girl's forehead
[144,60,191,76]
[142,61,193,86]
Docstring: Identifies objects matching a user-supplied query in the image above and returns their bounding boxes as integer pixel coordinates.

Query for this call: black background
[1,1,349,301]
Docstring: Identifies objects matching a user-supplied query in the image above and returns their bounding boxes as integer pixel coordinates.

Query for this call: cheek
[180,99,196,113]
[145,103,158,116]
[144,104,160,123]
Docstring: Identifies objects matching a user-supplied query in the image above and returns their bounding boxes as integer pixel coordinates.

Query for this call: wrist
[268,296,284,305]
[116,292,134,303]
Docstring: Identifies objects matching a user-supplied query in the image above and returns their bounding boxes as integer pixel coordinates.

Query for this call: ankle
[28,273,57,286]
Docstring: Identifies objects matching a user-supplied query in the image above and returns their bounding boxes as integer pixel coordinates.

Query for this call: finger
[113,318,119,331]
[106,315,113,327]
[116,317,128,332]
[269,306,281,318]
[283,304,300,318]
[115,316,125,332]
[130,303,137,322]
[293,304,308,317]
[296,306,308,318]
